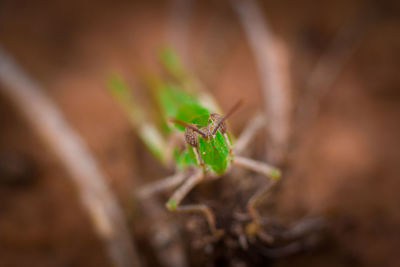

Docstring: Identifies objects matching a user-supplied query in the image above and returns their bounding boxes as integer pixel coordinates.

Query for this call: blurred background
[0,0,399,266]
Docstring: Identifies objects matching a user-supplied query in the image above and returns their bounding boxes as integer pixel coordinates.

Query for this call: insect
[108,48,281,237]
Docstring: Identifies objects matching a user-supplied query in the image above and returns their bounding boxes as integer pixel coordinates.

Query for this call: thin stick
[0,46,141,267]
[234,112,266,155]
[259,238,316,258]
[232,0,292,164]
[280,217,325,240]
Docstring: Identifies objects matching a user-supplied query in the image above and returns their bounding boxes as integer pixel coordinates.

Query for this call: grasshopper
[108,48,281,237]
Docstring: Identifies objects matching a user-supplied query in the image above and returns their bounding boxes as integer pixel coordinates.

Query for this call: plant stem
[0,45,141,267]
[232,0,292,164]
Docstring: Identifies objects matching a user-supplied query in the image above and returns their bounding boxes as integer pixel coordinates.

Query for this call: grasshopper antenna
[170,118,207,138]
[212,99,243,135]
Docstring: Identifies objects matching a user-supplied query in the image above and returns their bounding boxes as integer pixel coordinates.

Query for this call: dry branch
[234,112,266,155]
[0,46,141,267]
[232,0,292,164]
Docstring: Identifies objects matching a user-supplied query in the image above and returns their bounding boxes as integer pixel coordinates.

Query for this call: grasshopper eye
[184,127,198,147]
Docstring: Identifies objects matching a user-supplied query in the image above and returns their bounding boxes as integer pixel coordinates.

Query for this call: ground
[0,0,399,266]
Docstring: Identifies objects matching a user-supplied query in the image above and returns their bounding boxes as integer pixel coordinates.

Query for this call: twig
[280,216,325,240]
[234,112,266,155]
[259,237,318,258]
[232,0,292,164]
[0,46,141,267]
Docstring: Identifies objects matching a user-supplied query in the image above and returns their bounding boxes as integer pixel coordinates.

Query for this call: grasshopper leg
[165,169,223,237]
[232,156,280,229]
[137,171,187,199]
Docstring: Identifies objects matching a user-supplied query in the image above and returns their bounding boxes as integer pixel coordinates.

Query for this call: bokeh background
[0,0,399,266]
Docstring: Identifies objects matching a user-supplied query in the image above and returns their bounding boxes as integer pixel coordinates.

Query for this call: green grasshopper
[108,48,281,237]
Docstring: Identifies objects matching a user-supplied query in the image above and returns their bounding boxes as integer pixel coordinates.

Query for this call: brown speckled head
[184,126,198,147]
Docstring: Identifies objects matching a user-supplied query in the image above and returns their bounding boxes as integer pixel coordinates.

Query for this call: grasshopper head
[171,99,242,148]
[184,125,199,147]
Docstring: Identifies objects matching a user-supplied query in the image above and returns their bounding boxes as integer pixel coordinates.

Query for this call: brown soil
[0,0,399,266]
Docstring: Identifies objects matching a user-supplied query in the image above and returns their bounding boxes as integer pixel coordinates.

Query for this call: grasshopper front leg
[137,168,222,237]
[165,169,223,237]
[137,171,188,199]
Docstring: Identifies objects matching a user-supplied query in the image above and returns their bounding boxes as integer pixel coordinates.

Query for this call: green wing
[173,146,198,170]
[159,47,185,79]
[108,48,224,170]
[156,82,210,130]
[107,75,166,162]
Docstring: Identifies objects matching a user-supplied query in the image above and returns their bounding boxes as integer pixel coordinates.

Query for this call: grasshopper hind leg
[231,156,281,243]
